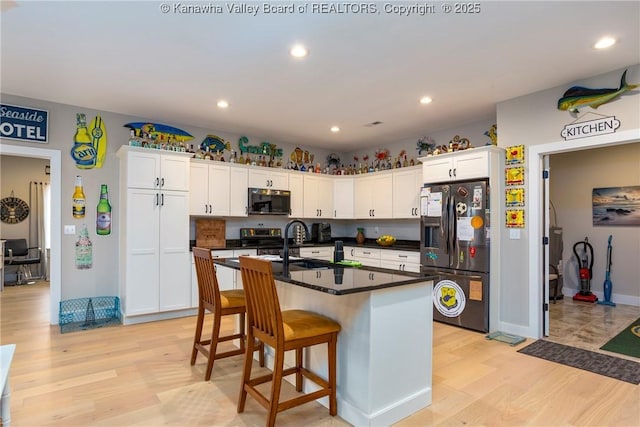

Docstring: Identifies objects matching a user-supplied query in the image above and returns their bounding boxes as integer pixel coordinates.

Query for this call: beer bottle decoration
[72,175,86,218]
[75,224,93,269]
[71,113,97,169]
[96,184,112,235]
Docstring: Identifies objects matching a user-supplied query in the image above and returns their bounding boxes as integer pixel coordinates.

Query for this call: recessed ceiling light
[290,44,308,58]
[594,37,616,49]
[217,100,229,109]
[330,126,340,133]
[419,96,433,105]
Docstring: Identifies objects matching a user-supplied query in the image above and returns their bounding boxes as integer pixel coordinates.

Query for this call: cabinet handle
[209,204,212,213]
[372,209,375,217]
[156,177,160,187]
[399,255,408,258]
[448,169,452,178]
[204,204,208,213]
[369,272,374,280]
[161,177,165,187]
[319,209,322,216]
[364,251,370,255]
[155,193,159,206]
[350,249,354,256]
[453,168,457,177]
[161,193,164,206]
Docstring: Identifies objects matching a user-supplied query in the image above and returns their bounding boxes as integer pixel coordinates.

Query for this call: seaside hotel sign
[0,104,49,143]
[561,116,620,141]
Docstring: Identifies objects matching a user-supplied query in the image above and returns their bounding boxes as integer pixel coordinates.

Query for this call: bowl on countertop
[376,235,396,247]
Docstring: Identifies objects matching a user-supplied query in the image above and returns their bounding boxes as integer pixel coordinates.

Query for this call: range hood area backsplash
[189,218,420,244]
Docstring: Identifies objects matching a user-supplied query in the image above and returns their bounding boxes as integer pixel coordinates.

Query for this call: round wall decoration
[1,192,30,224]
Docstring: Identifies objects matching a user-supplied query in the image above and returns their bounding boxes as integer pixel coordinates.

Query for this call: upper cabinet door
[333,177,354,219]
[160,155,190,191]
[288,173,304,217]
[126,150,161,190]
[392,167,422,218]
[189,162,210,215]
[229,166,249,217]
[248,169,289,190]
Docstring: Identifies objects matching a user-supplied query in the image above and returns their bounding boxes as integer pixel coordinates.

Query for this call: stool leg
[205,312,222,381]
[268,348,285,427]
[329,334,338,416]
[237,329,254,413]
[295,347,303,392]
[191,305,205,365]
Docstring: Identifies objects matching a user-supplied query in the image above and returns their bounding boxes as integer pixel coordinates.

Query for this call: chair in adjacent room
[3,238,41,285]
[191,247,264,381]
[238,256,341,427]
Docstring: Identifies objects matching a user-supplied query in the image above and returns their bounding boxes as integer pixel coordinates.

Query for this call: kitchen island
[215,257,435,426]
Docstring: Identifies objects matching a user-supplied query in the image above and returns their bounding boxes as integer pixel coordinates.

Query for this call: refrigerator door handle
[451,196,458,256]
[444,195,450,255]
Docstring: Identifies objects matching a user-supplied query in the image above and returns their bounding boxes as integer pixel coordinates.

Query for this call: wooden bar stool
[238,256,341,427]
[191,247,264,381]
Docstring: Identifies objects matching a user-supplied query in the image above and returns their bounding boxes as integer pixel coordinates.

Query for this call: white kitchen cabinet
[303,174,333,219]
[380,249,421,273]
[300,246,334,261]
[346,246,381,267]
[117,147,191,323]
[420,146,503,183]
[229,165,249,217]
[288,172,304,217]
[248,168,288,190]
[189,161,230,216]
[333,176,354,219]
[392,166,423,219]
[354,172,393,219]
[125,148,190,191]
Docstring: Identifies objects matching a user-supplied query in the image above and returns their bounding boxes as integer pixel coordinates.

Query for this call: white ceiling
[1,1,639,151]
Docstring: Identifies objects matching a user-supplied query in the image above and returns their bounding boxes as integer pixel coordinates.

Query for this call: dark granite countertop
[192,238,419,252]
[213,257,435,295]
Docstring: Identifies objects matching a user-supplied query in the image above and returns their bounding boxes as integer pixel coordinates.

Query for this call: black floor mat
[518,339,640,385]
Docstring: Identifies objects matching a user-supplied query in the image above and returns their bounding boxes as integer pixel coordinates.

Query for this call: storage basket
[59,296,121,333]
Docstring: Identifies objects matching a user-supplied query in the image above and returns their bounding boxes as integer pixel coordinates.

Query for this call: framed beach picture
[592,186,640,226]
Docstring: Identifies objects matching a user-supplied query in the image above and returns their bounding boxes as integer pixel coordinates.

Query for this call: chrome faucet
[282,219,309,270]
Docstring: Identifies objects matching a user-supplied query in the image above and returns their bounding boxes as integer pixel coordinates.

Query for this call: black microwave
[248,188,291,215]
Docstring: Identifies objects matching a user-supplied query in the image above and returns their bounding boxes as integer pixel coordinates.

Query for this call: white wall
[550,143,640,304]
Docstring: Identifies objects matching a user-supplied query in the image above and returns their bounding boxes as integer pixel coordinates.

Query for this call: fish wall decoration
[557,69,639,114]
[124,122,194,142]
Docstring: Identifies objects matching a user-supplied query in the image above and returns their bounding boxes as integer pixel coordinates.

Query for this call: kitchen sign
[561,115,620,141]
[0,104,49,143]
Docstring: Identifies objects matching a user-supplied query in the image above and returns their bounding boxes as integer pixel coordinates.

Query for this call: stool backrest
[192,247,222,309]
[239,256,283,347]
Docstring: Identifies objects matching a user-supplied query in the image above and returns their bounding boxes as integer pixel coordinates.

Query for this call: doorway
[0,143,61,324]
[529,128,640,339]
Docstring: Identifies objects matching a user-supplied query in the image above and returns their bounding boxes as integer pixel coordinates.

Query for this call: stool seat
[282,310,341,342]
[219,289,246,309]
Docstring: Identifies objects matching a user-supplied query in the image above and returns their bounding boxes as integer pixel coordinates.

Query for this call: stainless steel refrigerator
[420,179,490,332]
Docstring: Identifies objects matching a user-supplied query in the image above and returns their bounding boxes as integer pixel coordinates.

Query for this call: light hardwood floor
[1,282,638,426]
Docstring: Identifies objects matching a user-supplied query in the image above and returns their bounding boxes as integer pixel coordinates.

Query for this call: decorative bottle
[72,175,86,218]
[71,113,96,169]
[96,184,112,235]
[75,225,93,269]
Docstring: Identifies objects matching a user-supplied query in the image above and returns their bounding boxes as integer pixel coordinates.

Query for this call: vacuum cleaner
[597,235,616,307]
[572,237,598,303]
